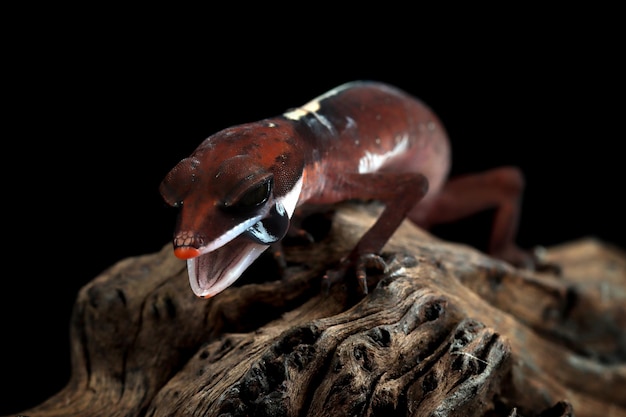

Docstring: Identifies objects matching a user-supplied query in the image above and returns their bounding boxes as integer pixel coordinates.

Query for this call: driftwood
[11,204,626,417]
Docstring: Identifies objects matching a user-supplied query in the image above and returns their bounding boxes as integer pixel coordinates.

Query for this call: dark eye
[232,179,271,211]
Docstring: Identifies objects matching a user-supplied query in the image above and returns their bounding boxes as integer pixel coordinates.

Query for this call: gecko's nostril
[174,246,201,260]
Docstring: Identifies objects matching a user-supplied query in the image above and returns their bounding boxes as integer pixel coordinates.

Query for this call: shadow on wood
[11,204,626,417]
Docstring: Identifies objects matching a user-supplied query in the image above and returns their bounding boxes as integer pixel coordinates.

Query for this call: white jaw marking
[358,134,410,174]
[200,175,302,255]
[202,214,263,253]
[276,176,303,217]
[188,176,304,299]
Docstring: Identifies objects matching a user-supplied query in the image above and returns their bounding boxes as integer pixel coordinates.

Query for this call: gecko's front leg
[323,171,429,294]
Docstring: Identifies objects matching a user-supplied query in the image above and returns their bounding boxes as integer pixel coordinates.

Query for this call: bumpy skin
[160,81,532,298]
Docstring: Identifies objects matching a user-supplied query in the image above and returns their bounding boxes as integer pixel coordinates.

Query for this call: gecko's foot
[284,206,335,247]
[269,225,318,277]
[531,246,562,275]
[323,253,388,295]
[284,227,315,245]
[269,242,288,275]
[493,245,561,275]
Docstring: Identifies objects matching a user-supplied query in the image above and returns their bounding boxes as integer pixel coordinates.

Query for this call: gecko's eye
[229,178,272,212]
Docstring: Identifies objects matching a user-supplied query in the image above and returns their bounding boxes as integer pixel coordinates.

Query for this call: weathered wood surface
[11,204,626,417]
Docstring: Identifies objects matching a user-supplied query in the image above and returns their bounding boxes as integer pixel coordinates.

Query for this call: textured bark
[11,204,626,417]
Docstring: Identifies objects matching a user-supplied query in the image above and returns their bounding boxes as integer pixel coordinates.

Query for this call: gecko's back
[281,81,451,206]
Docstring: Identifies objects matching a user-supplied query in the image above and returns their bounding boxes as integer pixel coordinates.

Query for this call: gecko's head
[159,122,304,298]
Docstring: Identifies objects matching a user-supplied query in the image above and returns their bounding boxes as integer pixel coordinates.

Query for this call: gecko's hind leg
[412,166,560,273]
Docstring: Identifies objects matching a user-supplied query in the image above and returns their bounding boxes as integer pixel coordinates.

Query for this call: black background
[2,12,624,415]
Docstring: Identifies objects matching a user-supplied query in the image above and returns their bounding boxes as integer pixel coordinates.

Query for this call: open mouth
[184,201,292,298]
[187,234,269,298]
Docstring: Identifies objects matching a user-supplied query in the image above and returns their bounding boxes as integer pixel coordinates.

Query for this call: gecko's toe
[322,259,351,294]
[323,253,389,295]
[355,253,387,293]
[531,246,562,275]
[493,245,562,276]
[294,229,315,244]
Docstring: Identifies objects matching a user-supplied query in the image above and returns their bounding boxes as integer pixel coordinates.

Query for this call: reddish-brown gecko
[160,81,547,298]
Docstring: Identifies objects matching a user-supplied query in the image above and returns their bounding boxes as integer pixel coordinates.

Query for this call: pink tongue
[187,236,268,298]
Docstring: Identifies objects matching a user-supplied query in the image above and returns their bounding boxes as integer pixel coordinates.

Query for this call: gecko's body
[160,81,535,298]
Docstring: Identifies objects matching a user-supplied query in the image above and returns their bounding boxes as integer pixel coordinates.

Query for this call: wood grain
[12,204,625,417]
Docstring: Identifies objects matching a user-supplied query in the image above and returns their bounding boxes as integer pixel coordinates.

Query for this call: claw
[532,246,562,275]
[493,245,562,275]
[324,252,388,295]
[291,228,315,244]
[269,242,288,275]
[355,253,387,294]
[322,257,350,294]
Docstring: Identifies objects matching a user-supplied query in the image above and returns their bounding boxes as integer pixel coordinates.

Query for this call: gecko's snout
[172,230,205,260]
[174,246,201,260]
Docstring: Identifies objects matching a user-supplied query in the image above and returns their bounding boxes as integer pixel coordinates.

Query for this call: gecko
[159,81,547,298]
